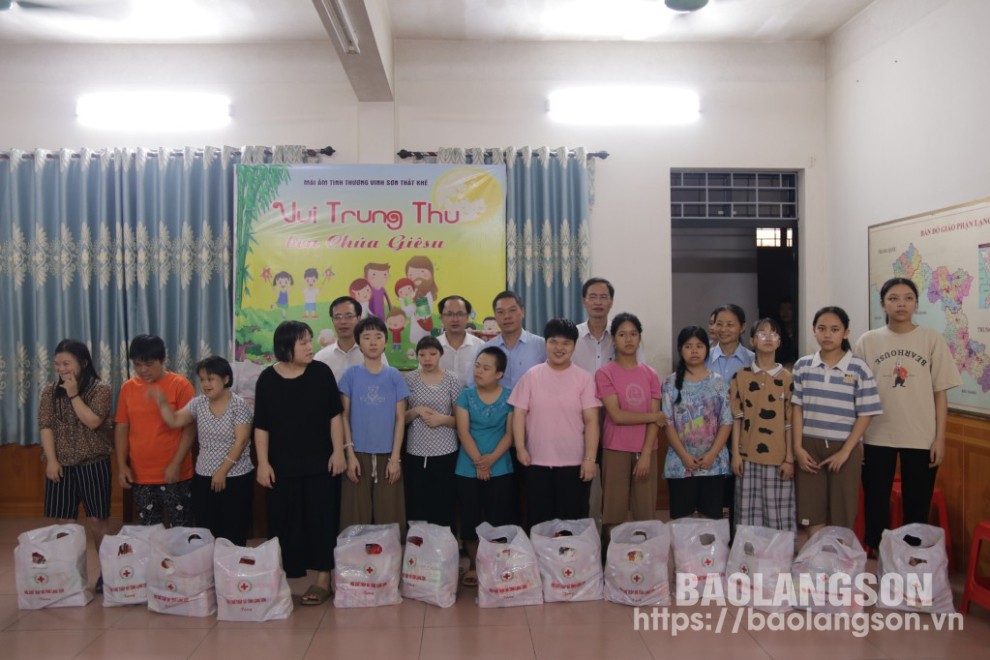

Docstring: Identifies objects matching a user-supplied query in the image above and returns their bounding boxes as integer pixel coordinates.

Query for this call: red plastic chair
[890,483,952,570]
[961,521,990,615]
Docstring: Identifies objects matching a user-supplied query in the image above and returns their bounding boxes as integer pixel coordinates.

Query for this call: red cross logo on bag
[33,574,48,584]
[365,565,376,576]
[740,564,749,574]
[238,581,251,593]
[166,581,177,592]
[562,567,574,578]
[631,573,643,584]
[703,557,713,567]
[120,567,133,579]
[501,570,512,582]
[407,557,416,567]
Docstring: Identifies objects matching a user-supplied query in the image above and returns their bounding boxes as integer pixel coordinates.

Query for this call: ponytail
[674,359,687,405]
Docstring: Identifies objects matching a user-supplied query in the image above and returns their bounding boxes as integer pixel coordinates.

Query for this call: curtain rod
[396,149,609,161]
[0,146,337,160]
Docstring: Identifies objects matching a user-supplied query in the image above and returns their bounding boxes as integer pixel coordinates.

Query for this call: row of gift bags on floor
[15,517,955,615]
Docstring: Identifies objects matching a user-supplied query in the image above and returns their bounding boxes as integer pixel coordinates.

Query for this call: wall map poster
[234,164,507,370]
[868,198,990,416]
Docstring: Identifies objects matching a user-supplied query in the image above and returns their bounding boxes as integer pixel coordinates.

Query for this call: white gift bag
[671,518,729,599]
[15,523,93,609]
[99,524,163,607]
[791,526,866,613]
[877,523,954,614]
[726,525,794,613]
[214,537,293,621]
[400,522,459,608]
[604,521,671,607]
[334,524,402,608]
[530,518,603,603]
[146,527,217,617]
[475,523,543,608]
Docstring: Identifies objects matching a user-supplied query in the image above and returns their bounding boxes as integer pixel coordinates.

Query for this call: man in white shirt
[572,277,645,374]
[314,296,387,381]
[437,295,484,388]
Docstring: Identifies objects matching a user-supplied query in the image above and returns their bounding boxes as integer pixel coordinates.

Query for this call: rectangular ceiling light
[548,86,700,125]
[76,91,231,131]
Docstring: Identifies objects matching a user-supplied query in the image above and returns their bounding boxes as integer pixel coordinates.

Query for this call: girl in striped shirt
[791,307,882,540]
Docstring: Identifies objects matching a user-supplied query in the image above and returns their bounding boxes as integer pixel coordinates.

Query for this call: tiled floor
[2,516,989,659]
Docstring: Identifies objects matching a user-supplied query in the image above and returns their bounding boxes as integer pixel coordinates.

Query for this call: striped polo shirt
[791,351,882,443]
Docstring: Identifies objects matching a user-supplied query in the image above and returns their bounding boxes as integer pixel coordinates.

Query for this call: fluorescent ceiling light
[548,86,700,125]
[76,91,231,131]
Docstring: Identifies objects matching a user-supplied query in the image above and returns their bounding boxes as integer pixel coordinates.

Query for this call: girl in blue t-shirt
[454,346,514,587]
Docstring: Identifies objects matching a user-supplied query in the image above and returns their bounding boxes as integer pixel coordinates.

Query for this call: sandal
[461,569,478,588]
[301,584,331,606]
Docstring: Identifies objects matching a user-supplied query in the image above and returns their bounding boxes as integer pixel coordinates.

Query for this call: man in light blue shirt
[477,290,546,388]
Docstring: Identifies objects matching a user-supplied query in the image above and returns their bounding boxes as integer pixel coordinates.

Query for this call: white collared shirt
[438,331,484,388]
[314,342,389,382]
[572,320,645,375]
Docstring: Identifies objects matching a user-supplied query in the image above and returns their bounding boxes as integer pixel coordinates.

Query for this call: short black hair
[128,335,166,362]
[492,290,524,311]
[195,355,234,388]
[438,295,472,315]
[304,267,319,279]
[355,315,388,340]
[543,318,579,342]
[478,346,507,374]
[416,336,444,355]
[582,277,614,298]
[272,321,312,362]
[329,295,362,318]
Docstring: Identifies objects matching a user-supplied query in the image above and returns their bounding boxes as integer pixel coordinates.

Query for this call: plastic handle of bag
[188,534,202,543]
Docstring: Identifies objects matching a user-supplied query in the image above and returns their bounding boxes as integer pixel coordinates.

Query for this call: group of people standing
[37,275,960,603]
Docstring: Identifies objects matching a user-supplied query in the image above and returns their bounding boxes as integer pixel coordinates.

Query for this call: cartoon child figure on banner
[349,278,373,319]
[302,267,321,319]
[271,271,294,319]
[385,308,408,352]
[395,278,416,318]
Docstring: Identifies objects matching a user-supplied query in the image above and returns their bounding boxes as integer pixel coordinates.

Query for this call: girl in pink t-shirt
[595,313,665,535]
[509,318,600,529]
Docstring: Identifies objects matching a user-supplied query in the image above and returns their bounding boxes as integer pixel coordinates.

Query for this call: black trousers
[524,465,590,530]
[668,475,727,520]
[404,450,458,530]
[267,472,340,578]
[862,444,937,549]
[192,471,255,547]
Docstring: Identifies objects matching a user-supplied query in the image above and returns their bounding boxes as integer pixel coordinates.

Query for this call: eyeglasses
[442,311,468,318]
[585,294,611,302]
[756,332,780,340]
[332,313,357,321]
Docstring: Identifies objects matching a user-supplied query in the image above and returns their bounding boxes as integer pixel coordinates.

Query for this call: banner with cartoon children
[234,164,507,370]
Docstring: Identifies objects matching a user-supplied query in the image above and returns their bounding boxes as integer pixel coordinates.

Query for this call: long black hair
[673,325,710,405]
[53,339,100,401]
[812,306,852,352]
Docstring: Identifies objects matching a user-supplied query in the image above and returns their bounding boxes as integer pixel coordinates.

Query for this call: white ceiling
[0,0,875,45]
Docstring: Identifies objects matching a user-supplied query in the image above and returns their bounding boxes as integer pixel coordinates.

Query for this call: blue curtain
[435,146,592,333]
[0,145,306,446]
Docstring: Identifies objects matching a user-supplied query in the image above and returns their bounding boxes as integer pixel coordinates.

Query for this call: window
[670,170,798,223]
[756,228,793,248]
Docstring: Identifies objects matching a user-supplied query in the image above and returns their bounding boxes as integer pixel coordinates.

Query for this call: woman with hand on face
[38,339,113,593]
